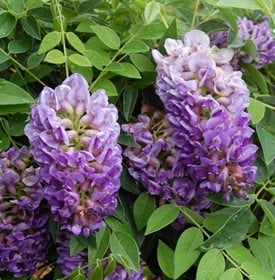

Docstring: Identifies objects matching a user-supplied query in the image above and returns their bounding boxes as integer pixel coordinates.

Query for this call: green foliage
[0,1,275,279]
[196,249,225,280]
[145,204,179,235]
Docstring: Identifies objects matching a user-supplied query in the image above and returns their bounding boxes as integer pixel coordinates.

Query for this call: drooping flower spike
[0,147,50,277]
[152,30,257,201]
[25,74,122,237]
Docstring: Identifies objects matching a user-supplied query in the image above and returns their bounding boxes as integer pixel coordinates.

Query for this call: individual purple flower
[25,73,122,237]
[0,147,50,277]
[152,30,257,201]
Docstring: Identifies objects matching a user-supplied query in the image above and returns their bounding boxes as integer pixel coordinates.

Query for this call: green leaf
[241,261,273,280]
[120,166,140,195]
[70,236,87,256]
[88,265,103,280]
[218,8,238,32]
[0,51,9,64]
[244,64,268,95]
[257,199,275,233]
[256,109,275,165]
[196,249,225,280]
[90,25,120,50]
[122,40,149,54]
[27,52,45,69]
[0,104,31,115]
[0,12,16,38]
[38,31,62,54]
[104,216,132,235]
[83,50,104,70]
[91,79,118,96]
[181,206,204,225]
[258,235,275,274]
[157,240,174,278]
[158,19,178,53]
[95,227,110,260]
[174,227,203,278]
[219,268,243,280]
[104,258,117,276]
[21,16,41,40]
[66,32,86,54]
[204,207,239,233]
[49,217,59,243]
[130,54,155,72]
[5,0,25,13]
[242,39,258,60]
[200,207,252,251]
[8,40,31,54]
[8,114,26,136]
[247,98,265,124]
[130,23,166,40]
[106,62,141,79]
[266,187,275,196]
[73,274,86,280]
[206,193,254,207]
[110,232,140,271]
[216,0,261,10]
[118,63,141,79]
[68,54,92,67]
[145,204,179,235]
[226,243,257,265]
[0,128,10,151]
[123,85,138,121]
[144,1,161,23]
[248,238,273,274]
[0,80,34,105]
[118,132,140,148]
[106,62,123,72]
[133,192,156,230]
[197,19,228,34]
[260,215,273,236]
[44,49,66,64]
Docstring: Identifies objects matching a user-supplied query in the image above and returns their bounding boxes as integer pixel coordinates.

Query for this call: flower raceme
[122,104,210,211]
[0,147,50,277]
[25,73,122,237]
[148,30,257,202]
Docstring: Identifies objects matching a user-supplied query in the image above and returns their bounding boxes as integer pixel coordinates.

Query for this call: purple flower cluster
[0,147,50,277]
[151,30,257,201]
[56,231,143,279]
[122,105,209,210]
[210,17,275,68]
[25,73,122,237]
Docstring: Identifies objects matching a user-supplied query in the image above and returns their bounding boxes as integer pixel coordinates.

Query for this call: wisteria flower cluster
[0,147,50,277]
[122,104,210,211]
[123,29,257,212]
[210,17,275,68]
[153,30,258,201]
[56,231,143,279]
[25,73,123,237]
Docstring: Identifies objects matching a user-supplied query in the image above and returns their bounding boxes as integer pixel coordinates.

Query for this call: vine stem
[191,0,200,29]
[54,0,69,77]
[178,205,250,278]
[89,35,137,91]
[0,47,47,87]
